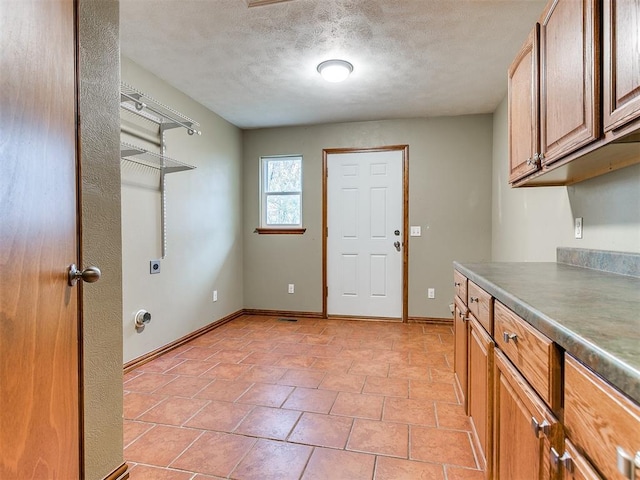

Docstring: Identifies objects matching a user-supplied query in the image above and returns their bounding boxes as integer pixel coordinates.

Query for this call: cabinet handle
[454,282,461,287]
[616,447,640,479]
[550,447,573,473]
[530,417,550,437]
[527,153,540,168]
[469,296,479,303]
[503,331,517,343]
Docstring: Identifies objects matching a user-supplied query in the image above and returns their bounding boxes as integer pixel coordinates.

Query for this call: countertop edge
[453,261,640,405]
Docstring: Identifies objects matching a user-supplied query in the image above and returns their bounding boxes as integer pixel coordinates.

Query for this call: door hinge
[325,286,328,297]
[326,227,328,237]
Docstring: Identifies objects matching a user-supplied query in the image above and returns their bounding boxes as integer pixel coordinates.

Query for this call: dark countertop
[454,261,640,404]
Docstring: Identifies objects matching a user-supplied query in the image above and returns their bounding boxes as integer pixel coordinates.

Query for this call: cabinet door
[556,439,602,480]
[508,25,540,183]
[469,318,494,476]
[494,350,561,480]
[603,0,640,132]
[453,301,469,412]
[539,0,599,165]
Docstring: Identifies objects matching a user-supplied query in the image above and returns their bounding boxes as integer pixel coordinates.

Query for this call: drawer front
[561,439,602,480]
[468,281,493,335]
[454,295,468,321]
[453,270,467,305]
[564,355,640,480]
[494,301,559,408]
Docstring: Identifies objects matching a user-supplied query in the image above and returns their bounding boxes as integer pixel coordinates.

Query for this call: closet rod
[120,124,162,147]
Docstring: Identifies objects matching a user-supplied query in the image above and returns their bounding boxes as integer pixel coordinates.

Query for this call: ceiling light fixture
[317,59,353,83]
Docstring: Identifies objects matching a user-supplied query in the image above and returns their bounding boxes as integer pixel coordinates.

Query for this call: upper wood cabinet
[603,0,640,132]
[508,25,540,183]
[539,0,599,166]
[508,0,640,186]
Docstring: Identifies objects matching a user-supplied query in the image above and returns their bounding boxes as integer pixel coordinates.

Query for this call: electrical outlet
[410,226,422,237]
[428,288,435,299]
[150,260,161,274]
[213,290,218,302]
[288,284,295,294]
[575,217,583,239]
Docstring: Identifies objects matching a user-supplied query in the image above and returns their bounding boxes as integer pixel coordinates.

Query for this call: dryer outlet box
[150,260,161,274]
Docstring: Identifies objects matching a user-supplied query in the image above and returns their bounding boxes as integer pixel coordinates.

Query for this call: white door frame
[322,145,409,322]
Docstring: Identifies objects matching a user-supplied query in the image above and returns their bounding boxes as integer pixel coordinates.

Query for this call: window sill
[254,228,306,235]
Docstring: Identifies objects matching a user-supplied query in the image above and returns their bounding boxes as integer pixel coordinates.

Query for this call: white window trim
[260,154,303,229]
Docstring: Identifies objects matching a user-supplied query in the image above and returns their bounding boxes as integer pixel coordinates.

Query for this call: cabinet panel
[603,0,640,131]
[559,439,602,480]
[564,355,640,480]
[453,299,469,412]
[508,25,540,183]
[494,302,561,410]
[453,270,468,305]
[539,0,599,165]
[494,349,561,480]
[468,281,493,335]
[469,318,494,477]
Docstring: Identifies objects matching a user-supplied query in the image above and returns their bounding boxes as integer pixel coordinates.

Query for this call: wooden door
[603,0,640,132]
[0,0,81,478]
[468,318,494,477]
[494,350,561,480]
[539,0,599,166]
[453,301,469,412]
[508,25,540,183]
[326,149,405,319]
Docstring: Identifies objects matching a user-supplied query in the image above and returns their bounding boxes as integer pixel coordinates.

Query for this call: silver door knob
[393,241,401,252]
[68,264,102,286]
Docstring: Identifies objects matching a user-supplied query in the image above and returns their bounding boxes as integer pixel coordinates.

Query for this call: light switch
[410,226,421,237]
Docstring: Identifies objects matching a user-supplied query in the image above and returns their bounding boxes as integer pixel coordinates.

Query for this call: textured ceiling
[120,0,545,129]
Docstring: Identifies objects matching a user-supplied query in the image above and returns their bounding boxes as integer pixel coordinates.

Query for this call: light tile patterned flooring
[124,315,484,479]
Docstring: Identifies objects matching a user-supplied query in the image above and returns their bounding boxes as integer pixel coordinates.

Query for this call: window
[260,155,303,230]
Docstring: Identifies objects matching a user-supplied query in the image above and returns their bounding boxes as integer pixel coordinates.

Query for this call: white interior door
[327,150,404,318]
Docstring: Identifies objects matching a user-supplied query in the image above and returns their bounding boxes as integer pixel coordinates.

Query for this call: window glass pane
[266,158,301,192]
[266,194,301,225]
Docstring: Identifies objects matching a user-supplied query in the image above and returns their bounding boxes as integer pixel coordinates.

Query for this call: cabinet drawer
[564,355,640,480]
[494,301,560,409]
[468,281,493,335]
[453,270,467,305]
[559,439,602,480]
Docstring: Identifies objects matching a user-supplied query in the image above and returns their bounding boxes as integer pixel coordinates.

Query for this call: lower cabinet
[494,349,561,480]
[453,297,469,413]
[564,355,640,480]
[553,439,601,480]
[468,317,494,476]
[453,267,640,480]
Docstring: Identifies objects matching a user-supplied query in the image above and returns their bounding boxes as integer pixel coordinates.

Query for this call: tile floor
[124,315,484,479]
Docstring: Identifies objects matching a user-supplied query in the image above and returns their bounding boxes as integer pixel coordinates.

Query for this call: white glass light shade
[317,59,353,83]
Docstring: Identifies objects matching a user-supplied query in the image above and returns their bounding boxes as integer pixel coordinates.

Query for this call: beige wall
[492,97,640,261]
[78,1,124,478]
[243,116,494,319]
[121,58,244,363]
